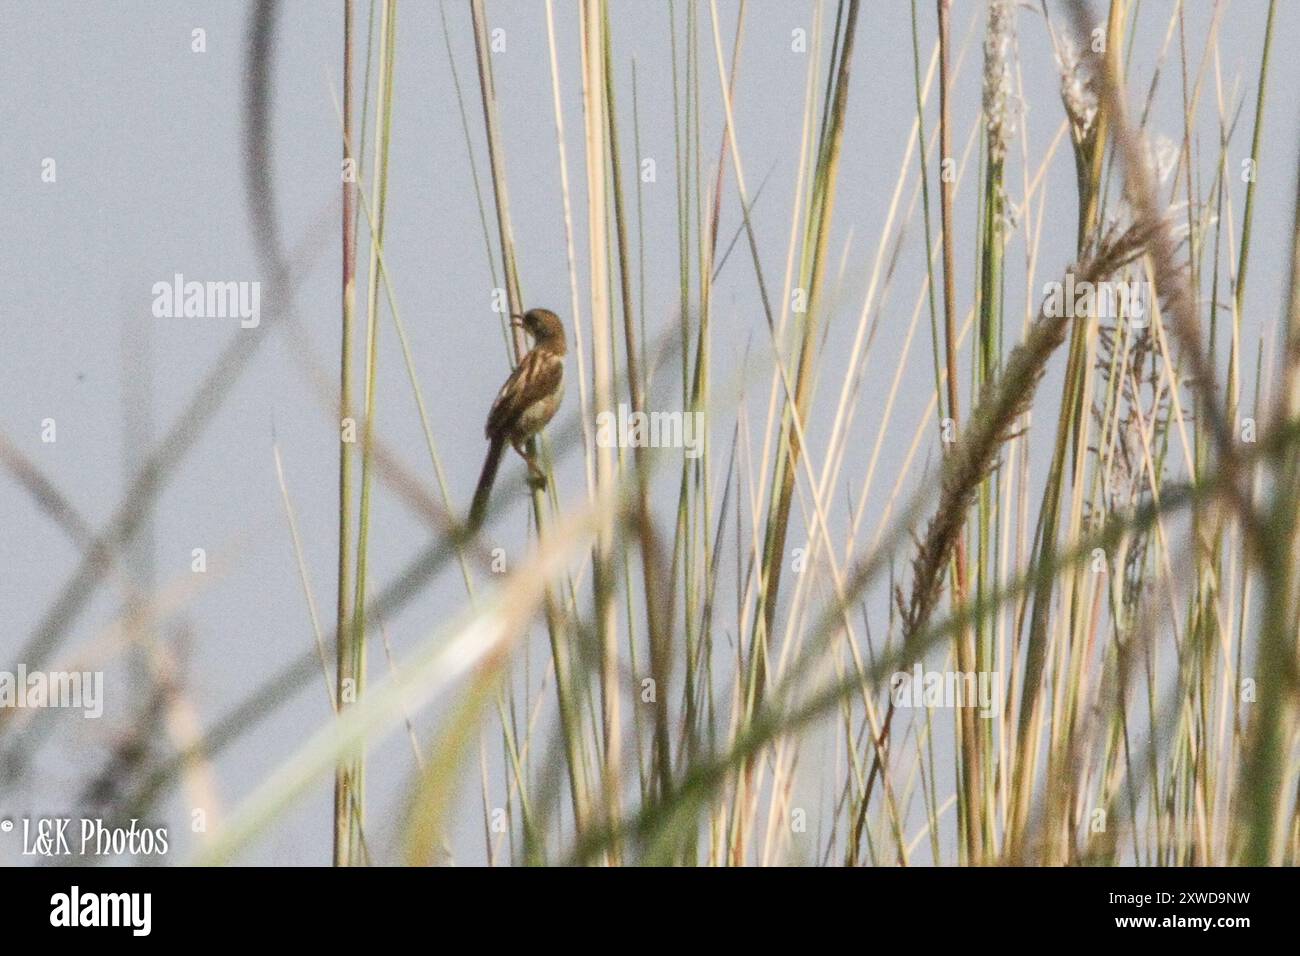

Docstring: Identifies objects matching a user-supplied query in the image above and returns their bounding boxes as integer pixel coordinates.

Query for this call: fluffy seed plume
[1055,36,1098,147]
[982,0,1019,164]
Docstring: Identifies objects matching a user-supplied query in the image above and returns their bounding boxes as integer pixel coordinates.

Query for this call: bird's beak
[509,313,525,330]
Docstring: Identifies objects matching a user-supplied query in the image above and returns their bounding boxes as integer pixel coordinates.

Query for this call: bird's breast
[511,378,563,441]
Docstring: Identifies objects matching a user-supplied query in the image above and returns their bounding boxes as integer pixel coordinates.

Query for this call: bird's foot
[526,468,548,490]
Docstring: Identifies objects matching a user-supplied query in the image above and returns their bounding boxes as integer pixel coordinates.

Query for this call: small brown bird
[468,308,566,528]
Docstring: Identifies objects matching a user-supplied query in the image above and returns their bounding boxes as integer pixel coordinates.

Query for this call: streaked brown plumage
[468,308,566,528]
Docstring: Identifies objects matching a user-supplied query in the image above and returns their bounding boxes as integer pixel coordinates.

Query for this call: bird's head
[512,308,567,354]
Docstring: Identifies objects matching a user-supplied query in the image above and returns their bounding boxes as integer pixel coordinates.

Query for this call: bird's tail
[468,436,506,530]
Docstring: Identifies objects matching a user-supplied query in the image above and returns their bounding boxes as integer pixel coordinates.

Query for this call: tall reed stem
[333,0,359,867]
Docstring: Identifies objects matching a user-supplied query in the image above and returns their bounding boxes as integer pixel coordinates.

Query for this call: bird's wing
[485,350,563,437]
